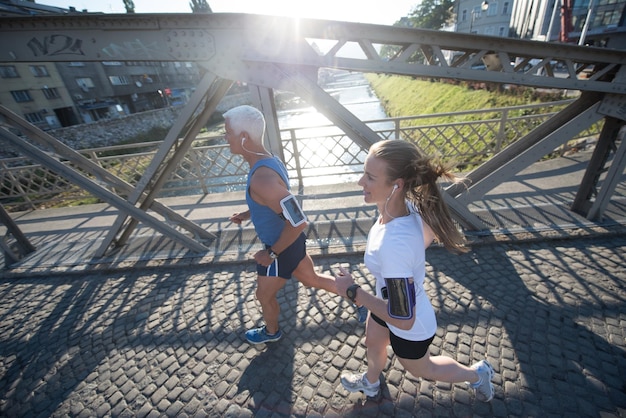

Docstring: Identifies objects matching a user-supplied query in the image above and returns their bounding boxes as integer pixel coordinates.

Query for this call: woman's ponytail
[371,140,468,254]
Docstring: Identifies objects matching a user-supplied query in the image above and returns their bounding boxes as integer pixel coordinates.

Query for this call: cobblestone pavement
[0,234,625,417]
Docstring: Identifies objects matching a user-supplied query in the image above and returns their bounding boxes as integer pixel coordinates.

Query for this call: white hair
[223,105,265,140]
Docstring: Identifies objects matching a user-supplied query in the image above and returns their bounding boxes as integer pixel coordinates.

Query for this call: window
[69,62,85,67]
[24,112,44,124]
[462,9,468,22]
[29,65,49,77]
[11,90,33,103]
[108,75,130,85]
[42,87,60,99]
[487,2,498,16]
[595,3,625,27]
[102,61,123,66]
[503,2,510,15]
[76,77,95,89]
[0,65,19,78]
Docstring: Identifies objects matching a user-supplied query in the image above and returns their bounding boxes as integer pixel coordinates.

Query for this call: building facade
[0,62,79,130]
[508,0,626,47]
[455,0,626,49]
[456,0,514,36]
[0,0,203,129]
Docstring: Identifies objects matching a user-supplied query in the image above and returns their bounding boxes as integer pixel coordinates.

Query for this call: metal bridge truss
[1,13,625,259]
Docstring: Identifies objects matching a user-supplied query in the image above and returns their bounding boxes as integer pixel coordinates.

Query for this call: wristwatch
[346,284,361,304]
[268,247,279,260]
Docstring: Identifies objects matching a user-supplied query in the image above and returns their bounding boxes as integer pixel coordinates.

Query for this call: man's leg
[255,274,288,334]
[292,254,368,323]
[291,254,337,293]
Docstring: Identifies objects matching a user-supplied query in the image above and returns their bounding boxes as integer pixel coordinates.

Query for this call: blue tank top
[246,156,290,246]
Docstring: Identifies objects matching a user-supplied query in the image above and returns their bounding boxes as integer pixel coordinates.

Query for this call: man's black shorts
[257,233,306,279]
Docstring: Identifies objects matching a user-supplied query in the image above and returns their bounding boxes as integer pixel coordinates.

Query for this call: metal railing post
[287,129,305,197]
[496,109,508,153]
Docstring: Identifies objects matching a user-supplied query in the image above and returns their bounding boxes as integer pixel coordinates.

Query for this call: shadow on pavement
[429,235,626,416]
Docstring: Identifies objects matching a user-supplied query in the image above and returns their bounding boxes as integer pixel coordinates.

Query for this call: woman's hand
[334,266,354,298]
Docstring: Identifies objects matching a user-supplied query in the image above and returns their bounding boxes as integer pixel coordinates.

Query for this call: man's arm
[229,209,250,225]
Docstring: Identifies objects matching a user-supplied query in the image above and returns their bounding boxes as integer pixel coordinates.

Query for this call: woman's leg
[398,353,478,384]
[398,352,495,402]
[364,316,391,384]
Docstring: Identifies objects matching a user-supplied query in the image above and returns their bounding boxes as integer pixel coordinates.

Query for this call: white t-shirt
[364,206,437,341]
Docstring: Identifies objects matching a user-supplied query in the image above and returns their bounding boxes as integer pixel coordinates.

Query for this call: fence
[0,100,601,211]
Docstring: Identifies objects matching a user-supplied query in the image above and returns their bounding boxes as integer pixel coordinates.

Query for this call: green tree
[405,0,455,30]
[189,0,212,13]
[123,0,135,13]
[381,0,455,62]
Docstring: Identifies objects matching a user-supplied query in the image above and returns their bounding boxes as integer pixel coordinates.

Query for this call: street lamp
[469,1,489,33]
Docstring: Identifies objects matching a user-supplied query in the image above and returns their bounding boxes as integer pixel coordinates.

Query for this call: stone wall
[49,107,182,149]
[48,93,252,150]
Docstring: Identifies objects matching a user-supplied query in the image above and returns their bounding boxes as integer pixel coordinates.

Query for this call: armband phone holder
[279,195,307,227]
[384,277,416,320]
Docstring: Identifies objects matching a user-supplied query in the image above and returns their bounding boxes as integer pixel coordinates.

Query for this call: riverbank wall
[46,93,252,150]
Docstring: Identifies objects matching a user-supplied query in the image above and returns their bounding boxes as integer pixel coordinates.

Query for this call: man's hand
[253,249,272,267]
[229,210,250,225]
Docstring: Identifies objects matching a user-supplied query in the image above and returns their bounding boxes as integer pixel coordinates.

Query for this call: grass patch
[366,74,567,120]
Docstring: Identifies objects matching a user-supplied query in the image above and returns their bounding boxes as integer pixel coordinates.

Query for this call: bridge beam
[1,13,626,93]
[572,116,626,220]
[0,128,209,254]
[0,105,216,245]
[1,12,626,244]
[448,92,605,202]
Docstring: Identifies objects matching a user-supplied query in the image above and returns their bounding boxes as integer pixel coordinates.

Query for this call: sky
[38,0,418,26]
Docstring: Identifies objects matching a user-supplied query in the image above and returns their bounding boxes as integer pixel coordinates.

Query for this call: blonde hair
[369,140,468,254]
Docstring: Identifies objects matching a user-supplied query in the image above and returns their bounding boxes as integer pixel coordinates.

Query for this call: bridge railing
[1,100,601,212]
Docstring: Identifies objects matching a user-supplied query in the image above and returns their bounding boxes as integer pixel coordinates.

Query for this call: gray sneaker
[469,360,495,402]
[340,372,380,397]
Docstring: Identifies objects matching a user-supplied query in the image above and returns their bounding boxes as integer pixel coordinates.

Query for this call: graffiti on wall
[27,35,85,57]
[24,31,215,61]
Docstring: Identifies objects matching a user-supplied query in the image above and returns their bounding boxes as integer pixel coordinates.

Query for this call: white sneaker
[340,372,380,397]
[469,360,495,402]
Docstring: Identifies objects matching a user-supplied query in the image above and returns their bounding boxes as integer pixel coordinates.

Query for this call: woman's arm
[336,267,417,330]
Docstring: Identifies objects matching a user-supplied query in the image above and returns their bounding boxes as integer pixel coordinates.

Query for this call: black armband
[384,277,416,320]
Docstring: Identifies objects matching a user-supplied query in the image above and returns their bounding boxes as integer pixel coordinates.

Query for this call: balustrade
[0,100,601,211]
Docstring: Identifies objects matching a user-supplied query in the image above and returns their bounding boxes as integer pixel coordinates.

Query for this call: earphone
[387,184,399,202]
[240,135,270,157]
[385,183,402,220]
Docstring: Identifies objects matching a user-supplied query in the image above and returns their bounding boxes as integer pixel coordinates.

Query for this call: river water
[174,71,390,195]
[278,71,389,129]
[276,70,392,186]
